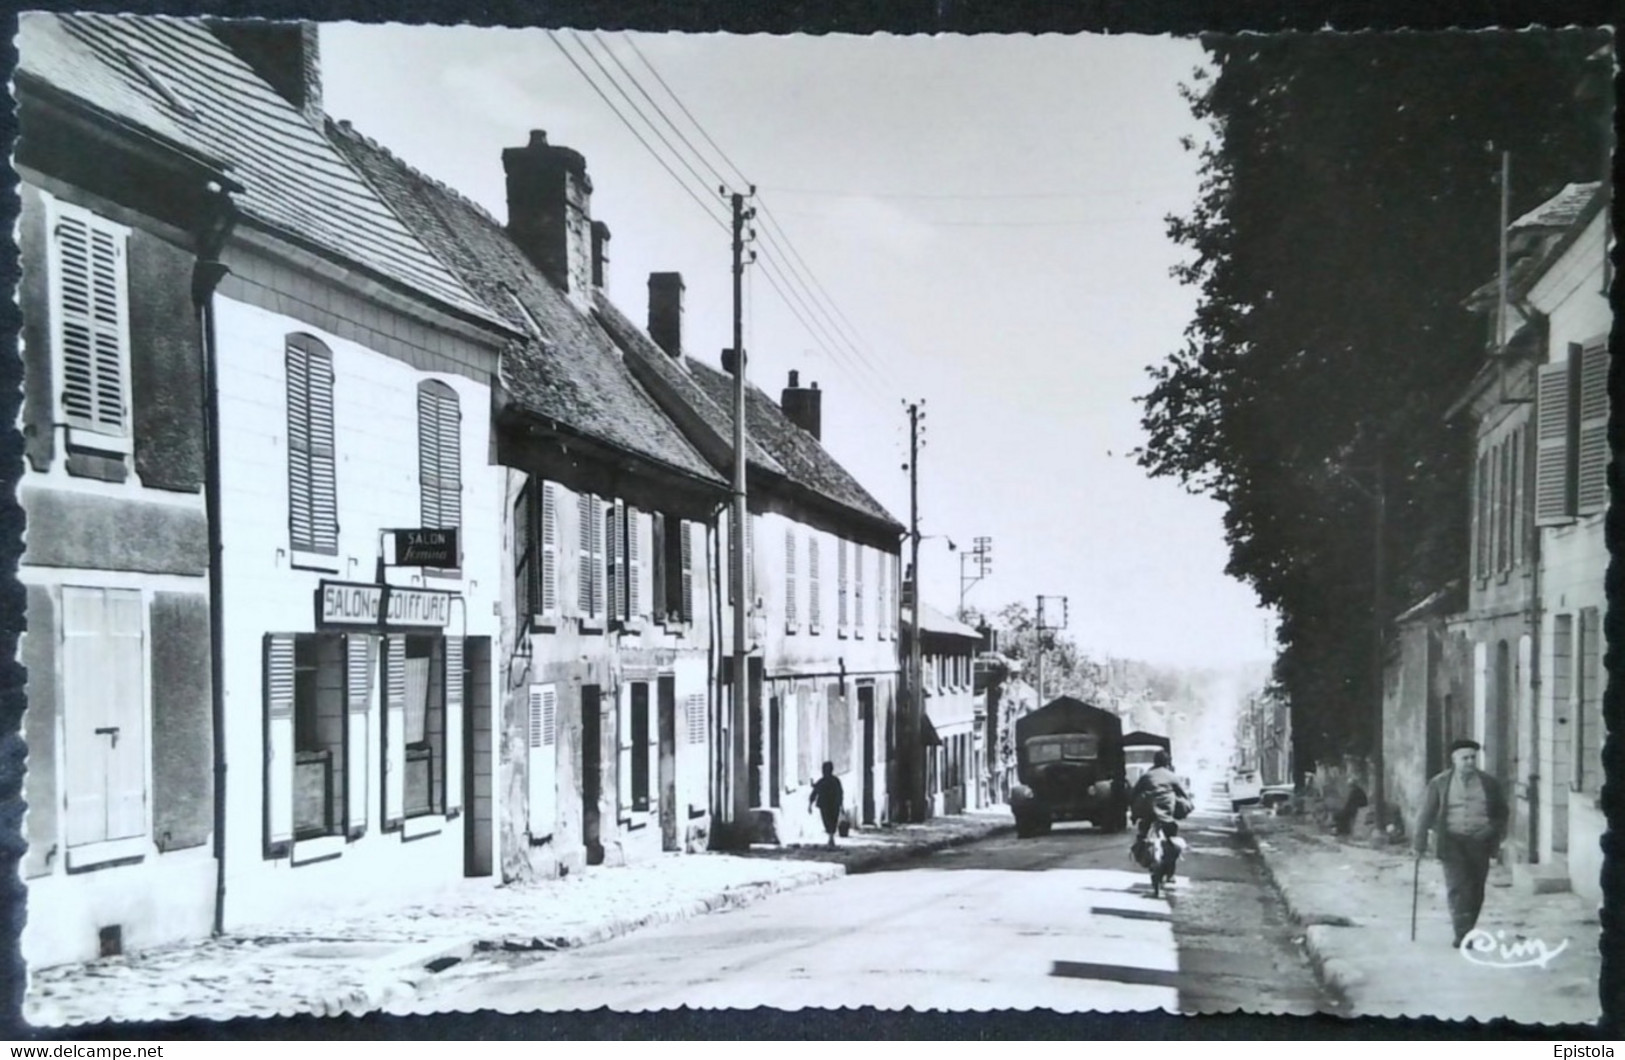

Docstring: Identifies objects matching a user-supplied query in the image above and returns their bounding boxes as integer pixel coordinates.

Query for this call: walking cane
[1410,853,1421,942]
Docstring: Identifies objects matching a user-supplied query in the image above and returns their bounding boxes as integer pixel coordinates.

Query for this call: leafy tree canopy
[1137,31,1610,767]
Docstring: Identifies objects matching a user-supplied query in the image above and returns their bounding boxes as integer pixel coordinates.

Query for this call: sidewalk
[732,807,1014,873]
[24,810,1011,1029]
[1241,808,1602,1025]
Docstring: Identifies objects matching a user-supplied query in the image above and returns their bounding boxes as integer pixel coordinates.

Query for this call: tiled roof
[1510,181,1603,231]
[22,13,499,327]
[591,295,785,475]
[683,358,902,530]
[327,119,726,487]
[904,603,981,639]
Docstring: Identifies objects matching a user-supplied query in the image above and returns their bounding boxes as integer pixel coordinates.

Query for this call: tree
[1137,32,1609,771]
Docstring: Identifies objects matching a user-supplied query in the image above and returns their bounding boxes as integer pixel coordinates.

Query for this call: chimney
[212,21,322,126]
[503,131,594,305]
[780,370,823,440]
[648,272,684,357]
[591,221,611,290]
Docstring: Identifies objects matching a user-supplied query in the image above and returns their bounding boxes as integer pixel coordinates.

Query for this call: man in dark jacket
[1132,750,1191,836]
[809,761,844,849]
[1413,739,1510,948]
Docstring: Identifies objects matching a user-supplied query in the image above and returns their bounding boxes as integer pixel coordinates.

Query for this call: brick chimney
[503,131,594,305]
[591,221,611,290]
[648,272,684,357]
[212,21,322,126]
[780,370,822,440]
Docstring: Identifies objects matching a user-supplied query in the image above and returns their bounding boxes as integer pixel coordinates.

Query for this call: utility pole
[1370,454,1386,828]
[958,536,992,615]
[1033,594,1068,705]
[904,400,925,822]
[728,188,755,838]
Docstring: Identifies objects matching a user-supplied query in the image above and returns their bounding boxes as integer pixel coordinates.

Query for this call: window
[808,536,822,634]
[1496,438,1510,573]
[878,552,891,641]
[61,587,145,866]
[1475,453,1490,577]
[619,681,652,816]
[515,479,560,624]
[527,683,557,838]
[607,500,624,622]
[653,513,694,624]
[1537,343,1609,525]
[728,510,752,606]
[400,636,444,819]
[286,335,338,557]
[417,381,462,563]
[266,632,373,855]
[1510,428,1523,569]
[48,197,131,454]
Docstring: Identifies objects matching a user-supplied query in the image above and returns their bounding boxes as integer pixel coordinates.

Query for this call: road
[403,793,1333,1015]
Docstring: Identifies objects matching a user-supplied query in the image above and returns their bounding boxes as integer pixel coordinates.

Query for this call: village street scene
[5,13,1612,1035]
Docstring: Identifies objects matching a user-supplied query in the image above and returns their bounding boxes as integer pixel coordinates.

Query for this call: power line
[593,34,734,193]
[762,182,1195,201]
[545,31,730,236]
[753,207,890,383]
[622,34,752,190]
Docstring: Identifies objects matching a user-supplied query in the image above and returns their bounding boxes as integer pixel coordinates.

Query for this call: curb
[1233,810,1358,1007]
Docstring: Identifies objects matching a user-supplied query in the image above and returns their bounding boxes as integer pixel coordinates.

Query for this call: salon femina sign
[318,580,455,629]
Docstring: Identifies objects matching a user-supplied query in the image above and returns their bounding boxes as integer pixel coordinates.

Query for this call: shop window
[402,635,445,819]
[266,632,354,855]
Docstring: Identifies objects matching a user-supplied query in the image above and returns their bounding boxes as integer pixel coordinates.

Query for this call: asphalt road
[403,797,1331,1015]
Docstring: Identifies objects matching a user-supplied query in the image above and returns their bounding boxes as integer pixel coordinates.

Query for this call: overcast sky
[320,26,1275,669]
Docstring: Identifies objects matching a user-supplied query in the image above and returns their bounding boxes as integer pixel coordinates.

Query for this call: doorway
[768,694,782,808]
[658,676,678,851]
[463,637,493,877]
[582,683,603,864]
[859,685,876,825]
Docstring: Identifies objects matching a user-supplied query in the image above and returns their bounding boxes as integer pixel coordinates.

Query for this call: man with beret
[1413,739,1510,947]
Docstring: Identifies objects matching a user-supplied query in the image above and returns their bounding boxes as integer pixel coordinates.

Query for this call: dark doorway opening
[769,694,782,808]
[860,684,876,825]
[583,683,603,865]
[658,675,678,851]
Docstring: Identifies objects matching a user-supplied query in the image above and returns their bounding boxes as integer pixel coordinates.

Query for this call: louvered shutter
[1576,345,1609,515]
[838,539,849,633]
[53,206,128,439]
[528,684,557,837]
[785,529,798,632]
[628,507,643,618]
[592,497,607,618]
[854,544,866,633]
[879,552,891,641]
[383,636,406,828]
[577,492,594,615]
[265,634,296,851]
[686,691,706,745]
[809,536,822,633]
[439,387,461,535]
[652,512,668,620]
[1475,454,1489,575]
[345,634,372,838]
[514,482,534,620]
[418,384,443,530]
[541,483,558,616]
[607,500,623,622]
[679,520,694,622]
[618,684,634,816]
[1536,361,1574,525]
[287,346,314,551]
[444,637,464,816]
[306,344,338,554]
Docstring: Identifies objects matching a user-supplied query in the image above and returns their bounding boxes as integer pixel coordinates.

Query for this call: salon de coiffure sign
[318,580,454,630]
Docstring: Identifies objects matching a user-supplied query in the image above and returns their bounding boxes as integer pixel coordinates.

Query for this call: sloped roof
[903,603,981,639]
[1511,181,1603,231]
[683,359,902,530]
[591,295,784,475]
[1466,181,1607,311]
[23,13,499,328]
[327,119,726,487]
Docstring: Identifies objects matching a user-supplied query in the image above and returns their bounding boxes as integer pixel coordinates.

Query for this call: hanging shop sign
[392,528,459,568]
[317,580,455,630]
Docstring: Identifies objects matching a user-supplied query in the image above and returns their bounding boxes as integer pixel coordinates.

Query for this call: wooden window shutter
[286,344,313,552]
[1497,439,1510,571]
[1536,360,1575,525]
[617,684,634,816]
[628,507,643,618]
[607,500,624,621]
[1474,453,1488,574]
[679,520,694,621]
[443,636,464,816]
[439,387,461,533]
[1510,428,1523,568]
[1578,607,1601,796]
[60,588,108,848]
[345,634,372,838]
[264,633,297,853]
[854,544,865,632]
[686,691,706,745]
[809,536,822,633]
[53,204,129,438]
[306,344,338,554]
[577,491,594,615]
[1576,345,1610,515]
[418,383,443,530]
[104,591,145,843]
[540,483,558,616]
[383,636,406,828]
[652,512,667,620]
[514,482,534,620]
[838,539,849,632]
[785,528,798,632]
[591,497,607,618]
[528,684,557,837]
[748,514,757,602]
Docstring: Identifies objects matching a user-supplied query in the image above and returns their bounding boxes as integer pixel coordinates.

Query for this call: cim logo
[1459,928,1569,969]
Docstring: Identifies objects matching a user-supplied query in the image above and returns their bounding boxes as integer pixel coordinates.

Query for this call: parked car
[1227,768,1263,812]
[1260,784,1294,810]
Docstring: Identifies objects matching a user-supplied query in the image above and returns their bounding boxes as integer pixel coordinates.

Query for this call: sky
[319,26,1276,670]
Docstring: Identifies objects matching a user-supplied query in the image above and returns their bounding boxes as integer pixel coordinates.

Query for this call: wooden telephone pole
[904,400,925,822]
[728,188,754,837]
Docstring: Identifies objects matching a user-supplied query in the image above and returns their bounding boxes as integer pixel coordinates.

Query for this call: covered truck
[1009,696,1128,837]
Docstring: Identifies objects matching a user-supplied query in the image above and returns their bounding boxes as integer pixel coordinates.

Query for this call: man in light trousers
[1412,739,1509,948]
